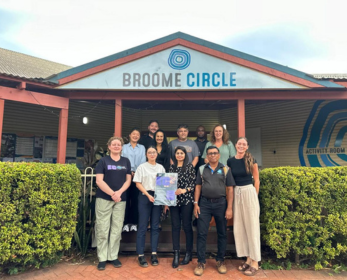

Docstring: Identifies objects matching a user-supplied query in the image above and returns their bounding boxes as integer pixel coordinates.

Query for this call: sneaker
[122,224,129,232]
[111,259,122,268]
[130,224,137,231]
[216,260,227,274]
[138,256,148,268]
[194,262,205,276]
[151,254,159,266]
[97,261,106,270]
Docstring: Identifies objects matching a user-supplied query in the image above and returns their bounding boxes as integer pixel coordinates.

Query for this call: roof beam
[65,90,347,101]
[0,86,69,109]
[17,82,26,90]
[0,74,55,88]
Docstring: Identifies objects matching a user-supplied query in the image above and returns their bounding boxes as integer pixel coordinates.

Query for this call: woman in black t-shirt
[154,129,170,172]
[227,137,260,277]
[95,137,132,271]
[165,146,196,268]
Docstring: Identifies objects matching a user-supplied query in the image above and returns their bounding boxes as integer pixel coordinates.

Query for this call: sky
[0,0,346,74]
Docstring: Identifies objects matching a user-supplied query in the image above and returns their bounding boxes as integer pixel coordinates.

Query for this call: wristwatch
[193,201,198,204]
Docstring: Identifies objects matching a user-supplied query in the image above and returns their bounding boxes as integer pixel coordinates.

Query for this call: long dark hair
[236,137,254,174]
[153,129,168,151]
[172,146,189,172]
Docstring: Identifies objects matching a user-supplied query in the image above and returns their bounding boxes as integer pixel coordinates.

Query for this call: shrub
[260,167,347,270]
[0,162,81,273]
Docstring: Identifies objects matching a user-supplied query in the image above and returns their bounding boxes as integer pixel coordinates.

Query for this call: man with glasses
[193,146,235,276]
[169,124,200,167]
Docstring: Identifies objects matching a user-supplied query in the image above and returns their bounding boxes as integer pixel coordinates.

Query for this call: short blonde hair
[107,137,124,152]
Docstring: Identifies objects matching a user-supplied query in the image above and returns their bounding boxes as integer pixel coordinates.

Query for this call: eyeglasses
[147,151,157,155]
[207,152,219,156]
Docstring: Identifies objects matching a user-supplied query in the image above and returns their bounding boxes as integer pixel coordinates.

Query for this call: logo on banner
[122,48,236,88]
[168,49,191,70]
[299,100,347,167]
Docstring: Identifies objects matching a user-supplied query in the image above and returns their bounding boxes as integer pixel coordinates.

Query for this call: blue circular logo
[299,100,347,167]
[168,49,191,70]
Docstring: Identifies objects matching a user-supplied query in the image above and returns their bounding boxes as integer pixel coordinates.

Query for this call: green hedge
[0,162,81,272]
[260,167,347,269]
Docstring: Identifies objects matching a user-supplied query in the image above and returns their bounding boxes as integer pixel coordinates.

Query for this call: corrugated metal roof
[310,74,347,80]
[0,47,72,80]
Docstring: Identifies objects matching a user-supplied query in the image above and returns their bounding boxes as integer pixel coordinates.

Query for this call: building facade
[1,32,346,168]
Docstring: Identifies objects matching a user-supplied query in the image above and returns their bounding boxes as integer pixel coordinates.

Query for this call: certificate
[154,173,178,206]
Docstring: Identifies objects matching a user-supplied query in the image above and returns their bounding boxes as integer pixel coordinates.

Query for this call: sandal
[237,262,250,271]
[244,266,258,276]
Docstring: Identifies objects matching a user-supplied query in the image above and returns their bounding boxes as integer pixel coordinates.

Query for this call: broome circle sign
[58,46,306,90]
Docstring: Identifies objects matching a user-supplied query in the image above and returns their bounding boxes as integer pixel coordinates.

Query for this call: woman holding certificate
[133,146,166,268]
[167,146,196,268]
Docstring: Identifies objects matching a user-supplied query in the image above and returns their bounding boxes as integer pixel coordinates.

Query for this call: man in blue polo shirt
[193,146,235,276]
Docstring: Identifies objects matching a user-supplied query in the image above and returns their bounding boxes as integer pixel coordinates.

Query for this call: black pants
[124,181,139,225]
[136,191,162,254]
[197,196,227,263]
[169,203,194,251]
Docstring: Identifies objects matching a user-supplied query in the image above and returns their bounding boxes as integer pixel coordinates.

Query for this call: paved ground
[2,256,347,280]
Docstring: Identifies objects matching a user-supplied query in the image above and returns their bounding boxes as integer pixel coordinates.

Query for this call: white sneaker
[130,225,137,231]
[122,224,129,232]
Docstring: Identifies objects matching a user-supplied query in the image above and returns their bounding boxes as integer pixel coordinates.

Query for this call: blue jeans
[196,196,227,263]
[136,191,162,254]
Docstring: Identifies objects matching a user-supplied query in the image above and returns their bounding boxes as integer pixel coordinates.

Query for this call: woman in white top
[133,146,165,268]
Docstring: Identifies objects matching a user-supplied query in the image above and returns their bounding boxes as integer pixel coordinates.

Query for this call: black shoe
[180,251,192,265]
[111,259,122,268]
[97,261,106,270]
[151,254,159,266]
[172,250,180,268]
[138,256,148,268]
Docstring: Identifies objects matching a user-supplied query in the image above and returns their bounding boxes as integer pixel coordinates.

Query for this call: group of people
[94,120,260,277]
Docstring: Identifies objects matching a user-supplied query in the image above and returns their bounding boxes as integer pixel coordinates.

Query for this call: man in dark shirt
[194,125,208,172]
[139,120,159,150]
[193,146,235,276]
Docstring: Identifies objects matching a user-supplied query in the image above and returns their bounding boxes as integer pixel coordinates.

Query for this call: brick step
[120,225,235,253]
[120,242,235,253]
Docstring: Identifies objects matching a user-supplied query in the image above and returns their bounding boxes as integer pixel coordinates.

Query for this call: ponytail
[244,150,254,174]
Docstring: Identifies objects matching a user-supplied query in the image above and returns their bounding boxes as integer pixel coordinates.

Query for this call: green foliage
[0,162,81,273]
[71,194,96,257]
[66,172,96,257]
[261,260,283,270]
[285,260,292,270]
[332,264,347,274]
[260,167,347,270]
